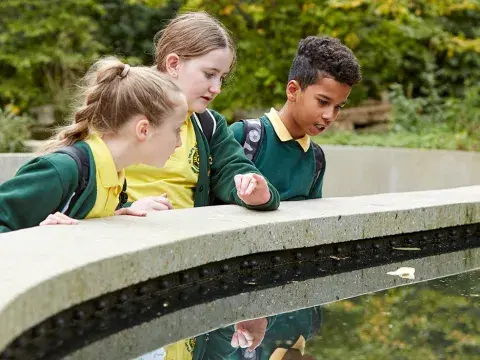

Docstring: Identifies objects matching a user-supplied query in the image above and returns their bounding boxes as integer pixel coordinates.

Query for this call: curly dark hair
[288,36,362,88]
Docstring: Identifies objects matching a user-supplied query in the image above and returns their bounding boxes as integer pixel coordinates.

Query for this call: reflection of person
[191,307,322,359]
[230,35,362,201]
[124,11,280,213]
[0,58,187,233]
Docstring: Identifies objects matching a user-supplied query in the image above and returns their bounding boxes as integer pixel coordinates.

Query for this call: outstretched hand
[234,173,271,206]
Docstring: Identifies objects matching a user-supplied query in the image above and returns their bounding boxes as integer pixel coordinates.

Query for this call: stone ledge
[0,186,480,352]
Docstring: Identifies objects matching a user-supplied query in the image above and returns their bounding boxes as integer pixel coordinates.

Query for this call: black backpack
[194,110,216,143]
[55,146,128,216]
[240,118,325,191]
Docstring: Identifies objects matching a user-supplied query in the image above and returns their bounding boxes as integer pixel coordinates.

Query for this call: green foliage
[0,0,105,110]
[94,0,181,65]
[189,0,480,117]
[0,105,33,153]
[306,270,480,359]
[314,127,478,152]
[0,0,478,152]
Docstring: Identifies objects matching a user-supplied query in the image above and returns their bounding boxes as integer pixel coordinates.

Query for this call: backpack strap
[116,179,128,210]
[55,146,128,214]
[241,118,264,162]
[311,142,325,191]
[194,110,217,143]
[55,146,90,216]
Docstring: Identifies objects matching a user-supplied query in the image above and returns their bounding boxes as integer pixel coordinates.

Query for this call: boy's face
[288,76,351,136]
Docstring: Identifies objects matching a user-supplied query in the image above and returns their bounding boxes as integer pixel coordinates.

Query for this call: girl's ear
[135,117,150,141]
[165,53,181,78]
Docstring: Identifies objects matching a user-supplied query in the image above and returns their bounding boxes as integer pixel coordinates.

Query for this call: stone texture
[0,186,479,352]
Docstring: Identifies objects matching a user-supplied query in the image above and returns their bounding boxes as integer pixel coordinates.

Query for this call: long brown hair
[154,11,237,73]
[43,57,183,153]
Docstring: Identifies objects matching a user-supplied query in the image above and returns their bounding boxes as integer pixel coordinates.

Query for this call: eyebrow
[317,94,348,106]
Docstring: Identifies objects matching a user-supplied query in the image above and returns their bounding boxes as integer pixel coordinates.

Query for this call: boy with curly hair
[231,36,362,200]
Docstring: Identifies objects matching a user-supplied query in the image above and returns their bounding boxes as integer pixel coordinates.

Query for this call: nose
[322,106,335,123]
[209,78,222,95]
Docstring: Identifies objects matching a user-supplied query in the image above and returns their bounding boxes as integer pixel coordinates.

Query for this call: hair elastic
[120,64,130,78]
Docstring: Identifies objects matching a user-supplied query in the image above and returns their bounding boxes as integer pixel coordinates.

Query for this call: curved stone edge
[66,248,480,360]
[1,186,480,351]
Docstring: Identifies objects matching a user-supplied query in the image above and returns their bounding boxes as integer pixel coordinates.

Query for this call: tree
[0,0,104,110]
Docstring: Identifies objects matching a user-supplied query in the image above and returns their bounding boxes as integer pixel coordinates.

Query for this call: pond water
[133,258,479,360]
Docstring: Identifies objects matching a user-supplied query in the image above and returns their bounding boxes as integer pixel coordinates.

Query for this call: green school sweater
[0,142,97,233]
[230,115,326,201]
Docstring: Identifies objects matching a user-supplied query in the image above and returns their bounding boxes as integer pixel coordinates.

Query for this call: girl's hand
[130,193,174,212]
[234,173,271,206]
[114,208,147,217]
[39,212,79,226]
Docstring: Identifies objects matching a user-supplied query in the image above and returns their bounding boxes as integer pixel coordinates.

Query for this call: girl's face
[138,96,188,168]
[171,48,233,113]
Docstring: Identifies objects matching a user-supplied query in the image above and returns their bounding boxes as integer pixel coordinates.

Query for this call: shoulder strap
[56,146,129,213]
[241,118,264,162]
[195,110,217,143]
[55,146,90,215]
[311,142,325,190]
[116,179,128,211]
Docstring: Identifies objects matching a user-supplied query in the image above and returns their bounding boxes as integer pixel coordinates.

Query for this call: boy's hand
[234,173,271,206]
[231,318,268,351]
[130,193,174,212]
[39,212,79,226]
[114,208,147,217]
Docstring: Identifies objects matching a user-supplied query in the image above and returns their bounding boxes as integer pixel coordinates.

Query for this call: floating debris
[330,256,350,261]
[392,247,421,251]
[387,267,415,279]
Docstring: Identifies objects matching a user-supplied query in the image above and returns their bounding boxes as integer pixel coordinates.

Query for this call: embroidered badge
[188,144,200,174]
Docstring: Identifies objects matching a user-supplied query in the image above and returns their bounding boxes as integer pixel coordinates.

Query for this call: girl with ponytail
[0,57,187,233]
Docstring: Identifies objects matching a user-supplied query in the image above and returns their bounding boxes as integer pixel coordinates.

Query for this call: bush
[0,105,33,153]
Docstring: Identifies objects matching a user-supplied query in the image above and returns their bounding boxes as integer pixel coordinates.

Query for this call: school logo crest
[188,144,200,174]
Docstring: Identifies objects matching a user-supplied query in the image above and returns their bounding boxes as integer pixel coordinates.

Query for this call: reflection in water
[137,270,479,359]
[306,269,479,359]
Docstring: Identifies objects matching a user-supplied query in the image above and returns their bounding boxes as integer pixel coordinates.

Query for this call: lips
[200,96,212,102]
[310,124,326,136]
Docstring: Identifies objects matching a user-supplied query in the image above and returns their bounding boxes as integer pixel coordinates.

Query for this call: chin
[190,101,209,113]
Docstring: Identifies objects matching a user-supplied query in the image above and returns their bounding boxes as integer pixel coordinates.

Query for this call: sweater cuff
[234,189,280,211]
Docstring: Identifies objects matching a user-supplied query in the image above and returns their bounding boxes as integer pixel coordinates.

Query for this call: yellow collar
[265,108,310,152]
[86,134,125,188]
[269,336,306,360]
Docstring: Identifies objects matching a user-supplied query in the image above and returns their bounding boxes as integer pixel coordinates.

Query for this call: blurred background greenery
[306,270,480,359]
[0,0,478,151]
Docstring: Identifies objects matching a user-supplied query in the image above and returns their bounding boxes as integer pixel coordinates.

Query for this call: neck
[278,102,306,139]
[101,134,136,172]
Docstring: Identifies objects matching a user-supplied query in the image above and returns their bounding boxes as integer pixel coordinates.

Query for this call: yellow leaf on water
[387,267,415,279]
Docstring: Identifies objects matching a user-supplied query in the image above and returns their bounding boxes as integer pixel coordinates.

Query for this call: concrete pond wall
[0,186,479,358]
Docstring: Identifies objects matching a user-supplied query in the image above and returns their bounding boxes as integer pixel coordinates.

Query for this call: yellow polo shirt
[84,134,125,219]
[125,114,198,209]
[265,108,310,152]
